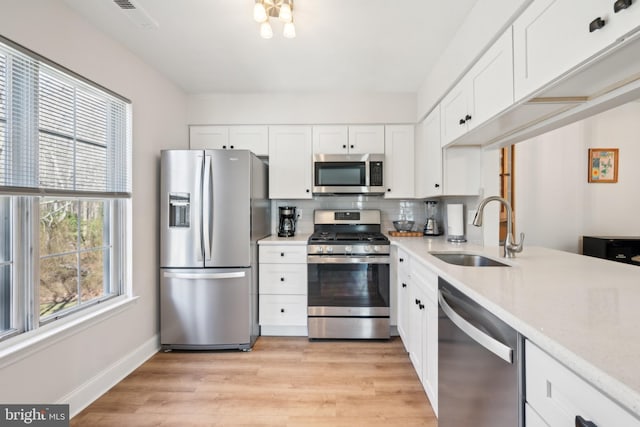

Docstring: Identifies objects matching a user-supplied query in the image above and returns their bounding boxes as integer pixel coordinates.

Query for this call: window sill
[0,295,139,369]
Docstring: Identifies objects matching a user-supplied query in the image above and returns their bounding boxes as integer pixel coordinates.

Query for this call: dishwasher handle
[438,290,513,364]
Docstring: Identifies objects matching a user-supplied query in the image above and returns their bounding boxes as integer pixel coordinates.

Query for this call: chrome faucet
[473,196,524,258]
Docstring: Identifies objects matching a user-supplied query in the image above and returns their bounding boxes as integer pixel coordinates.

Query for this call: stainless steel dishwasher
[438,277,523,427]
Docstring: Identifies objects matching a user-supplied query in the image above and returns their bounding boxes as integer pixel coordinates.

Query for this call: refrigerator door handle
[202,154,213,261]
[163,271,246,280]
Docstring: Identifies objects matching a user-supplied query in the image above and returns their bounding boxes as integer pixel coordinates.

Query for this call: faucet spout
[473,196,524,258]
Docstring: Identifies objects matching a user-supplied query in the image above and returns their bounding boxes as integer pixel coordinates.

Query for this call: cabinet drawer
[259,295,307,326]
[411,259,438,302]
[260,245,307,263]
[259,264,307,295]
[525,402,549,427]
[525,341,640,426]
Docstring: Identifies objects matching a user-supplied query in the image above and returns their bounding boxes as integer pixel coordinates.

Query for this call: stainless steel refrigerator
[160,149,270,351]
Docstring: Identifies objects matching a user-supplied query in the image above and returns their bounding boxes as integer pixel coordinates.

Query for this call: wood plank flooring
[71,336,437,426]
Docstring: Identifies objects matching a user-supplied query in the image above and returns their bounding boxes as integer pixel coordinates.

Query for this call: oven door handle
[307,255,390,264]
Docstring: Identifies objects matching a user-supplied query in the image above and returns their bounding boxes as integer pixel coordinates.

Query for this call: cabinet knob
[350,145,354,149]
[435,183,440,188]
[589,17,606,32]
[306,189,310,193]
[342,144,347,149]
[402,283,407,288]
[419,303,425,310]
[222,145,227,149]
[280,252,285,257]
[614,0,632,13]
[459,118,466,125]
[280,277,285,282]
[230,145,234,149]
[465,114,472,121]
[387,188,391,192]
[575,415,598,427]
[399,258,404,262]
[415,299,421,305]
[280,308,285,313]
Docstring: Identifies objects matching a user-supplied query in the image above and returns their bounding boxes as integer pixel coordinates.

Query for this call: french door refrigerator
[160,149,270,350]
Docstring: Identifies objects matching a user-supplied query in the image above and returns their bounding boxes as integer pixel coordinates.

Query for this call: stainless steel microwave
[313,153,385,194]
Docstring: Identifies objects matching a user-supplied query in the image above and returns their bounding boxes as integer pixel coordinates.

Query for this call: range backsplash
[270,195,484,244]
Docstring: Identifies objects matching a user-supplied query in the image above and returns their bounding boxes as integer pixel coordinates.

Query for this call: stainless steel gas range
[307,209,390,339]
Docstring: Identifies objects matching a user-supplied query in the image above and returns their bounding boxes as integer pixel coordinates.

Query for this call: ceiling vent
[112,0,159,30]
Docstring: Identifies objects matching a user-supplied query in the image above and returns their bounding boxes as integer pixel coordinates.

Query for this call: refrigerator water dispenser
[169,193,190,227]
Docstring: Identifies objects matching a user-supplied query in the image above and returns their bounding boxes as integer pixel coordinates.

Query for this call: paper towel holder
[446,203,467,243]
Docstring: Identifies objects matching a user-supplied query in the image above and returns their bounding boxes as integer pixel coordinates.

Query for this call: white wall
[188,92,417,125]
[416,0,531,121]
[515,102,640,253]
[0,0,188,413]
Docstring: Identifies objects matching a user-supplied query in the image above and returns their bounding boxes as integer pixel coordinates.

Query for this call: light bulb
[279,3,292,22]
[260,21,273,39]
[253,2,267,22]
[283,21,296,38]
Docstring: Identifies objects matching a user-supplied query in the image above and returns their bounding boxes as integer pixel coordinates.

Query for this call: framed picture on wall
[588,148,619,183]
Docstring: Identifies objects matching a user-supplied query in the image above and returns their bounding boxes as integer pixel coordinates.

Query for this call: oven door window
[315,162,366,186]
[308,263,390,308]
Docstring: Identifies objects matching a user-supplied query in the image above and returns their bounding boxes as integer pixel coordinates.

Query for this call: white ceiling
[63,0,479,94]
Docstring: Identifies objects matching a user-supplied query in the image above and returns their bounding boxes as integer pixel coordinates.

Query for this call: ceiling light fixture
[253,0,296,39]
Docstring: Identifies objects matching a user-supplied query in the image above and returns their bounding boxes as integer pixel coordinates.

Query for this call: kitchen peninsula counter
[390,236,640,418]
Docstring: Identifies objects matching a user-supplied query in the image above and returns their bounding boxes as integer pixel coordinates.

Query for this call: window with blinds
[0,36,131,339]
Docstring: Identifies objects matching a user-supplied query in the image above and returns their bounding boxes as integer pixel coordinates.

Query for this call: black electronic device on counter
[582,236,640,266]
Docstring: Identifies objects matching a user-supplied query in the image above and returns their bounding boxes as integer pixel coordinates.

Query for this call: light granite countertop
[390,235,640,418]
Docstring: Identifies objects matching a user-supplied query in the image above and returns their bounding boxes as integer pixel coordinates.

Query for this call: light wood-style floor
[71,337,437,427]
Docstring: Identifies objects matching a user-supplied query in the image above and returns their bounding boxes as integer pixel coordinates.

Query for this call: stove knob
[364,245,371,253]
[373,245,380,252]
[326,246,333,254]
[317,246,324,254]
[345,245,352,253]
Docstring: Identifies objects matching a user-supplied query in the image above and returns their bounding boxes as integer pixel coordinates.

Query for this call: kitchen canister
[447,204,467,243]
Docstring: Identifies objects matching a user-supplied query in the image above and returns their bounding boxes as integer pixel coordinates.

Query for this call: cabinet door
[513,0,610,101]
[312,125,348,154]
[467,27,514,131]
[440,81,469,147]
[384,125,415,198]
[408,283,426,380]
[268,126,313,199]
[189,125,228,150]
[396,250,411,349]
[229,126,269,156]
[443,146,481,196]
[348,125,385,154]
[423,107,443,198]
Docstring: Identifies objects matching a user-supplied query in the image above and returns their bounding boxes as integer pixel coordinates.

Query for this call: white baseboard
[260,325,308,336]
[61,334,159,418]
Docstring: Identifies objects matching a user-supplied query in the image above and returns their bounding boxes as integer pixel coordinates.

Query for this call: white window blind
[0,40,131,197]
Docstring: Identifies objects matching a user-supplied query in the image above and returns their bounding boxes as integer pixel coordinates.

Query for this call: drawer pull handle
[419,303,425,310]
[589,17,606,32]
[575,415,598,427]
[614,0,632,13]
[415,299,421,305]
[459,118,466,125]
[465,114,472,121]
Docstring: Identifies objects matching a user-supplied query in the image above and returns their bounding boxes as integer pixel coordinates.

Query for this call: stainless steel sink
[430,252,510,267]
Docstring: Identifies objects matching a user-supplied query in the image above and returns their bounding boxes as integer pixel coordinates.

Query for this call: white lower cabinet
[397,249,438,414]
[259,244,307,336]
[525,340,640,426]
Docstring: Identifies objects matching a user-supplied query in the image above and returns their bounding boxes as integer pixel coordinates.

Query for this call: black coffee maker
[278,206,297,237]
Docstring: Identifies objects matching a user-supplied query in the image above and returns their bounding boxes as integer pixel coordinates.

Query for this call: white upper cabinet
[312,125,349,154]
[415,106,443,199]
[190,125,269,156]
[347,125,385,154]
[312,125,384,155]
[441,28,514,146]
[384,125,415,199]
[268,126,313,199]
[513,0,640,101]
